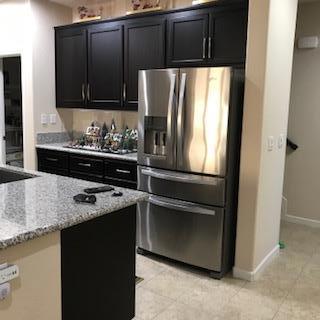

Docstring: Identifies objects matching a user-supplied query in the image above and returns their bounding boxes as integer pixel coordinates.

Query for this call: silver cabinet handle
[87,83,90,101]
[123,83,126,102]
[78,162,91,167]
[141,168,219,186]
[202,37,207,59]
[208,37,212,59]
[167,73,176,156]
[147,195,216,216]
[81,84,85,102]
[116,169,131,174]
[46,157,58,162]
[177,73,186,167]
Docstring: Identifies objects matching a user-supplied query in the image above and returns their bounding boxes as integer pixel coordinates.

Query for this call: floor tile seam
[149,296,177,320]
[138,269,167,289]
[141,280,182,302]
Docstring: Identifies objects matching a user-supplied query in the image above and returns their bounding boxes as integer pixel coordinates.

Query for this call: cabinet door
[87,23,123,109]
[124,18,165,109]
[209,8,248,65]
[167,12,209,66]
[55,27,87,108]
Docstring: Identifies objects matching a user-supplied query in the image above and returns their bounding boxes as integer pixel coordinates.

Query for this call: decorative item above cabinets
[55,1,248,110]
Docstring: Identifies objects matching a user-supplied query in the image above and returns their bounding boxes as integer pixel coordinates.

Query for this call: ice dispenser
[144,116,167,156]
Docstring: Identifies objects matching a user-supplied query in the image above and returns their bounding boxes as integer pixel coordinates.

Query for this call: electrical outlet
[0,283,10,300]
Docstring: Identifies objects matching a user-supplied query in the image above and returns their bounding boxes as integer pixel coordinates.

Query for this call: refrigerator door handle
[167,73,176,149]
[147,195,216,216]
[177,73,187,166]
[140,168,218,186]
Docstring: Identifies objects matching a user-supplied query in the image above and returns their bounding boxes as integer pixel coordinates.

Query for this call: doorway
[283,1,320,227]
[0,56,23,167]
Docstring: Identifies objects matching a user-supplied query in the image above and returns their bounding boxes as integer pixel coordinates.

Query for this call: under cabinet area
[37,149,137,189]
[55,1,248,110]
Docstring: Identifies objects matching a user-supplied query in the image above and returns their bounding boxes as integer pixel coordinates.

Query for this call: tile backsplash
[72,109,138,133]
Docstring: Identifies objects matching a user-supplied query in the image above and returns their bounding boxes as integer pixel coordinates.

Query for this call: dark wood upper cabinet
[166,5,247,66]
[56,27,87,108]
[209,8,248,65]
[167,12,209,66]
[87,23,123,109]
[55,2,248,110]
[124,18,165,109]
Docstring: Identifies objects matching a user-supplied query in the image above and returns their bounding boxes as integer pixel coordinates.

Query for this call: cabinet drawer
[38,150,68,170]
[70,155,104,178]
[105,161,137,182]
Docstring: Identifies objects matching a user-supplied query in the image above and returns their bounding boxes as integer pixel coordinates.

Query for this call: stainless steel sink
[0,168,36,184]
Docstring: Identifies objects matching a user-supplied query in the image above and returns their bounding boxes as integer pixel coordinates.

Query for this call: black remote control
[73,194,97,204]
[84,186,115,194]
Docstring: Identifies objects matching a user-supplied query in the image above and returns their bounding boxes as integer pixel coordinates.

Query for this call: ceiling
[50,0,108,7]
[50,0,320,8]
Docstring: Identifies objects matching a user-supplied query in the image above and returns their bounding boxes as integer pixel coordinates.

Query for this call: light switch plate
[0,265,19,285]
[267,136,274,151]
[278,134,285,149]
[49,114,57,124]
[41,114,48,125]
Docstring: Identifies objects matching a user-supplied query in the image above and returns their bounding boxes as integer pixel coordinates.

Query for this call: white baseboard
[233,245,279,281]
[282,214,320,228]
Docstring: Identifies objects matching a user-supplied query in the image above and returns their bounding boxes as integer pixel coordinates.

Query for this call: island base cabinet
[61,205,136,320]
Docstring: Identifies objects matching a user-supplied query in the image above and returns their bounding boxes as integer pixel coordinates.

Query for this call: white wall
[0,0,35,169]
[70,0,192,21]
[234,0,298,279]
[0,0,72,169]
[0,232,61,320]
[283,2,320,226]
[31,0,73,136]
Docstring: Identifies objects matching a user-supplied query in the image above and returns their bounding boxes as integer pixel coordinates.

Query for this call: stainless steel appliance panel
[177,67,232,176]
[138,166,226,207]
[137,195,224,271]
[138,69,179,170]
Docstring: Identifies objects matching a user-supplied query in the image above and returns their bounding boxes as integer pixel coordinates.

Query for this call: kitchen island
[0,165,147,320]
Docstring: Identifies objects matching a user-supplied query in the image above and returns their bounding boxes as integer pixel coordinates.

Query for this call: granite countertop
[36,143,138,162]
[0,165,147,250]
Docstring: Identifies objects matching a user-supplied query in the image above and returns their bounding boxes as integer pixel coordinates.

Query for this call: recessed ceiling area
[50,0,108,7]
[50,0,320,8]
[299,0,320,2]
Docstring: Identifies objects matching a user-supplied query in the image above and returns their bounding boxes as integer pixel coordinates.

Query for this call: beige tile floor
[134,221,320,320]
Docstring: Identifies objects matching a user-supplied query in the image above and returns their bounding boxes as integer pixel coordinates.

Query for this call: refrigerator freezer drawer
[138,166,226,207]
[137,195,224,272]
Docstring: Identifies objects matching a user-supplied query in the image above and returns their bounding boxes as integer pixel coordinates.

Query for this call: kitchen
[0,0,303,319]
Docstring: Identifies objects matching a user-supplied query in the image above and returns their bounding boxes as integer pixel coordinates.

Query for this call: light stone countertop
[36,143,138,162]
[0,165,147,250]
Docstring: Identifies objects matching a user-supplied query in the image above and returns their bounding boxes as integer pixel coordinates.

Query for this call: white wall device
[0,264,19,285]
[0,283,10,300]
[41,113,48,125]
[267,136,274,151]
[297,36,319,49]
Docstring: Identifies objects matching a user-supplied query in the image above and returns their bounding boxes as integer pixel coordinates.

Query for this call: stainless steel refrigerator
[137,67,244,278]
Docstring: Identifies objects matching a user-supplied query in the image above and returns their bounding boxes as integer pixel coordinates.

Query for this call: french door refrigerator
[137,67,244,278]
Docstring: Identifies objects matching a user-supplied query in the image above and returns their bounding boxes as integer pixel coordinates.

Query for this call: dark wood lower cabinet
[37,148,137,189]
[61,205,136,320]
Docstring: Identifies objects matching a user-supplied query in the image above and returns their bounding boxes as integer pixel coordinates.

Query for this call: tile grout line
[271,251,313,320]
